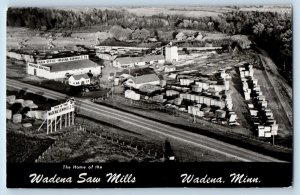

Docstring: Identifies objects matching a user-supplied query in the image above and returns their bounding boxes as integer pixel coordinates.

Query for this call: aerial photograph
[6,5,292,166]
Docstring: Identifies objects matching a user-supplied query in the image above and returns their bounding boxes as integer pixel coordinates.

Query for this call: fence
[35,125,165,163]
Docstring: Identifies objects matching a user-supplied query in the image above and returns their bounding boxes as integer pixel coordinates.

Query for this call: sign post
[45,100,75,134]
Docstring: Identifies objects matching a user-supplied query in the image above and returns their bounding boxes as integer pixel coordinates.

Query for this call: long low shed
[27,55,101,79]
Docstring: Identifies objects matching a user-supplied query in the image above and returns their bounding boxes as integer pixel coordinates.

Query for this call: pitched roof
[116,55,164,65]
[42,59,99,72]
[165,65,176,69]
[72,74,90,80]
[132,73,160,84]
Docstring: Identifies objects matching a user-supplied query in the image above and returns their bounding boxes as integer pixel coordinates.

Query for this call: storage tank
[7,95,16,104]
[24,100,34,107]
[23,123,32,128]
[12,114,22,123]
[6,109,12,120]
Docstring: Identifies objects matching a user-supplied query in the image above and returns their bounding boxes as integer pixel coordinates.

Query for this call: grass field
[78,106,236,162]
[6,58,27,79]
[7,129,54,163]
[238,5,291,13]
[40,130,161,163]
[7,27,98,51]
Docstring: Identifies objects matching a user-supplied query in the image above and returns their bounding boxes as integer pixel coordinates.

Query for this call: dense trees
[220,11,292,80]
[7,7,292,80]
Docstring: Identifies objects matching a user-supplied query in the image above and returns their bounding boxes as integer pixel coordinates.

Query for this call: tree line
[7,7,292,81]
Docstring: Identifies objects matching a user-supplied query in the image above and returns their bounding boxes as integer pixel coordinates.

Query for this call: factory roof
[132,73,160,84]
[165,65,176,68]
[42,59,99,72]
[116,55,164,64]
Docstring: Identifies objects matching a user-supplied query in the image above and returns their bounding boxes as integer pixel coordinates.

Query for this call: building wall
[158,59,165,64]
[135,61,146,66]
[165,46,179,62]
[113,59,165,68]
[27,63,101,79]
[112,60,134,68]
[165,67,175,72]
[125,90,140,100]
[69,77,90,86]
[48,67,100,79]
[27,63,51,77]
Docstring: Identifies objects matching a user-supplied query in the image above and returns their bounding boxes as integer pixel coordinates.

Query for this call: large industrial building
[27,55,101,79]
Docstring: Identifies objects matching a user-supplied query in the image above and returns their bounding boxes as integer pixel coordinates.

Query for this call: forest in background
[7,7,292,83]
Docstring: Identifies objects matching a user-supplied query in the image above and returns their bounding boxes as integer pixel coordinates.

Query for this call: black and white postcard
[6,5,293,188]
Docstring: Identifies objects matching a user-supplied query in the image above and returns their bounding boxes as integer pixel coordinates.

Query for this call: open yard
[110,6,235,18]
[7,27,98,51]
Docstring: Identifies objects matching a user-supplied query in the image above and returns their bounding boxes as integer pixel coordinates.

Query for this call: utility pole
[130,85,133,105]
[127,67,131,76]
[43,46,45,57]
[134,73,138,90]
[111,80,114,99]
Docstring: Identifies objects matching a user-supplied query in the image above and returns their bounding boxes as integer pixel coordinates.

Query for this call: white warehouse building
[27,55,101,79]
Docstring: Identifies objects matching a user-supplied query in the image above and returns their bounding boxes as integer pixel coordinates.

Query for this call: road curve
[7,79,285,162]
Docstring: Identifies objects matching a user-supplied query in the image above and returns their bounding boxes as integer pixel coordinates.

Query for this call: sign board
[37,55,89,65]
[28,62,50,71]
[47,101,75,119]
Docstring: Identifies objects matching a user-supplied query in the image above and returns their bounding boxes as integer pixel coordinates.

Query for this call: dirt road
[258,50,292,126]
